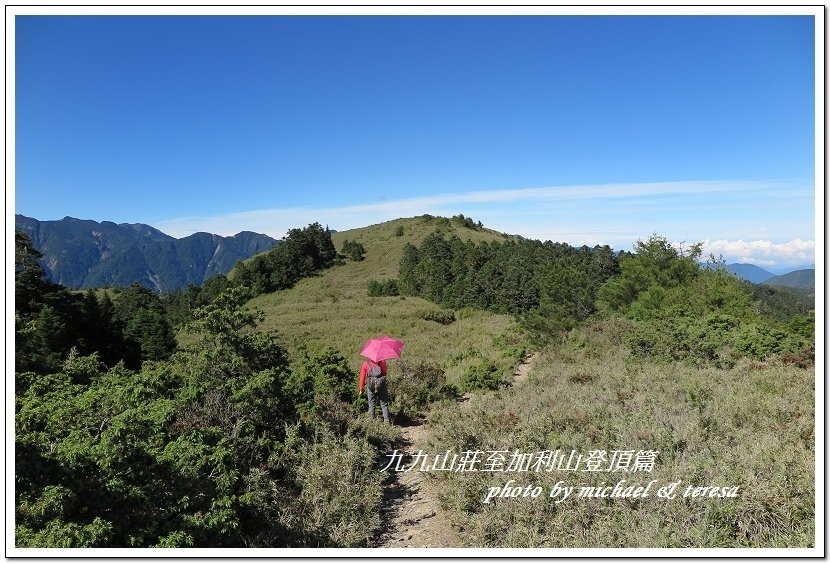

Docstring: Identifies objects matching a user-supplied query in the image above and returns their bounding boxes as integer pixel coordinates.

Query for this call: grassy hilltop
[247,215,529,383]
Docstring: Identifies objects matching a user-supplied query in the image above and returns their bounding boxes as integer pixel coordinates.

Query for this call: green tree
[15,231,89,373]
[123,308,177,362]
[341,239,366,262]
[72,291,129,368]
[533,264,594,331]
[113,284,177,367]
[232,223,338,297]
[599,235,702,314]
[398,243,421,296]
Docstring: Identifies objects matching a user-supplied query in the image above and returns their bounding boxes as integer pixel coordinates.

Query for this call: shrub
[787,311,815,339]
[626,312,810,366]
[367,279,399,297]
[387,360,456,420]
[460,359,504,392]
[289,346,356,417]
[685,313,741,366]
[394,226,405,237]
[492,328,528,362]
[626,314,740,366]
[781,347,815,369]
[451,345,482,364]
[421,309,456,325]
[734,323,789,360]
[341,239,366,262]
[265,419,391,547]
[625,318,692,363]
[61,348,104,384]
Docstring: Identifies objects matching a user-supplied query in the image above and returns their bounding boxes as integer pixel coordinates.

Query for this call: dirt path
[377,352,538,548]
[511,351,537,385]
[377,419,461,548]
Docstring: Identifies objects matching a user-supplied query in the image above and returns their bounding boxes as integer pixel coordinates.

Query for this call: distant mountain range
[727,263,815,289]
[15,215,816,293]
[15,215,278,292]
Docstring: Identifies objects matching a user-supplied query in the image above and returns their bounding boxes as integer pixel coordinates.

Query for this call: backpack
[366,362,384,394]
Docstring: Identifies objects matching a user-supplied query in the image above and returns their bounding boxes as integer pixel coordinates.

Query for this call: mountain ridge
[15,214,278,292]
[724,262,814,288]
[763,269,815,289]
[726,263,775,284]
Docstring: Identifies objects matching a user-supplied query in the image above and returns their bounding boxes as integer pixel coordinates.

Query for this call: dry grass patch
[425,319,814,548]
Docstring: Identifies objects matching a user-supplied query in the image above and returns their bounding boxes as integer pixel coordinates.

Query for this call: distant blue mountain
[15,214,278,292]
[726,263,776,284]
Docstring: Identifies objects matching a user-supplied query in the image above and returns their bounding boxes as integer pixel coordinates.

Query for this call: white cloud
[158,179,808,237]
[701,239,815,269]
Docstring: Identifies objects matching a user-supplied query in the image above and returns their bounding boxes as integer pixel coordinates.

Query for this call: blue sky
[13,11,818,271]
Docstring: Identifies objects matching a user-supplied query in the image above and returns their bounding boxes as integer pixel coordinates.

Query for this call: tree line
[398,232,619,323]
[16,232,177,374]
[395,230,814,366]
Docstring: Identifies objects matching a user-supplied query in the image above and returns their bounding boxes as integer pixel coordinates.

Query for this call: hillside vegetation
[14,214,815,549]
[249,215,528,384]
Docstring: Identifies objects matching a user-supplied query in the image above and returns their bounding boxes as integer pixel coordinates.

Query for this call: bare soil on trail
[376,353,538,549]
[377,419,461,548]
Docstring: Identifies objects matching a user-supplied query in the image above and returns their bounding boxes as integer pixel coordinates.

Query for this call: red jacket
[359,359,387,393]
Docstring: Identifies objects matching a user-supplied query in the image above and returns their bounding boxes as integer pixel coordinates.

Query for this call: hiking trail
[377,352,538,548]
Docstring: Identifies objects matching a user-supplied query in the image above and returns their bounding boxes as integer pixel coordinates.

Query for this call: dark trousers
[367,378,390,423]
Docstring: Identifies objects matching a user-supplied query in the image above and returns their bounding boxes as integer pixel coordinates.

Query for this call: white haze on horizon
[155,180,816,273]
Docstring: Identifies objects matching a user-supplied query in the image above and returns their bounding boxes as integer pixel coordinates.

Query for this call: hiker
[359,336,404,424]
[359,358,390,423]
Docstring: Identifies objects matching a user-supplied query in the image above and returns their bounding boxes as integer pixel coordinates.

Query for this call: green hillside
[764,269,815,289]
[247,215,528,383]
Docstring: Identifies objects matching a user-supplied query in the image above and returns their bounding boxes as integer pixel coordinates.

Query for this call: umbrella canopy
[361,336,405,362]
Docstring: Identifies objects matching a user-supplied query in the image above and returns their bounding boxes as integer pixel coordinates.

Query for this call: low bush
[264,418,395,547]
[492,327,528,362]
[787,311,815,339]
[290,346,356,415]
[387,360,457,421]
[781,347,815,369]
[625,313,810,367]
[421,309,456,325]
[340,239,366,262]
[367,279,399,297]
[460,359,504,392]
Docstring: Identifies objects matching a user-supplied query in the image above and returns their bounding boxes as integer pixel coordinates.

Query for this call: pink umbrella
[361,336,405,362]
